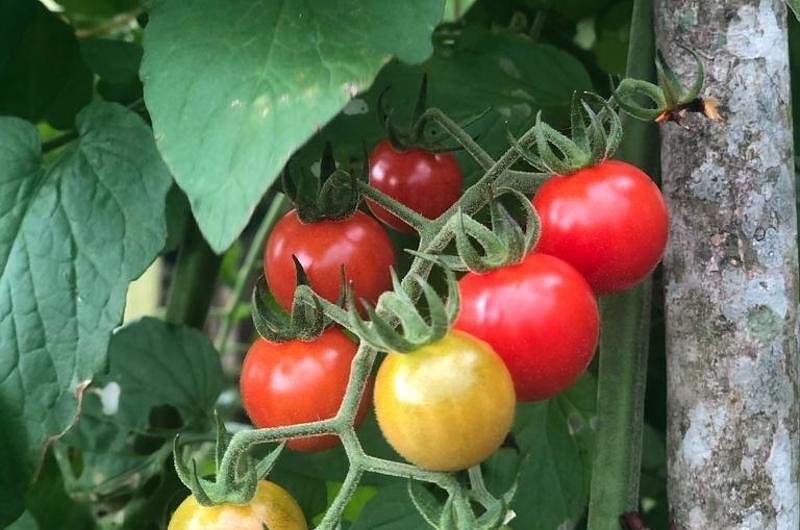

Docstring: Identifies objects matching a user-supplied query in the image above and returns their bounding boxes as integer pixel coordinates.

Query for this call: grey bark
[655,1,800,529]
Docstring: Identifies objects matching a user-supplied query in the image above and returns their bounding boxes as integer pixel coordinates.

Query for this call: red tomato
[265,209,395,311]
[368,139,463,232]
[240,328,371,452]
[455,253,599,401]
[532,160,669,294]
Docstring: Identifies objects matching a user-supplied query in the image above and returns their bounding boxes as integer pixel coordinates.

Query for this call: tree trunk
[655,1,800,529]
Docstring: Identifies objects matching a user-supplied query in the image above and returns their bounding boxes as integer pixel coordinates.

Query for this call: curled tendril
[348,264,459,353]
[251,257,335,343]
[509,92,622,175]
[174,412,285,506]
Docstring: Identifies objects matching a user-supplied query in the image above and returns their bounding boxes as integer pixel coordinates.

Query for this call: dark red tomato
[532,160,669,294]
[240,327,371,452]
[368,139,463,232]
[265,209,395,311]
[455,253,599,401]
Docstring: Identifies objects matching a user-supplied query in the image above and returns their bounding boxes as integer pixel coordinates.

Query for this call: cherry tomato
[167,480,307,530]
[374,330,515,471]
[532,160,669,294]
[240,328,371,452]
[455,253,599,401]
[265,209,395,311]
[368,139,463,232]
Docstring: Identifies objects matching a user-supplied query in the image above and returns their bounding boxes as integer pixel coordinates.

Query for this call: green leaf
[80,38,143,84]
[484,375,596,530]
[140,0,446,252]
[58,317,222,500]
[789,0,800,21]
[0,0,93,129]
[7,456,94,530]
[349,483,431,530]
[0,102,172,526]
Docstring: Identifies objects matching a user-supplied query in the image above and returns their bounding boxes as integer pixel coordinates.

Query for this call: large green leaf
[56,317,222,527]
[141,0,445,252]
[0,103,172,526]
[0,0,93,129]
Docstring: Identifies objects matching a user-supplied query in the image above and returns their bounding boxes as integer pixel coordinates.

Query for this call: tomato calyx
[282,142,365,223]
[510,92,623,176]
[348,261,459,353]
[414,189,540,274]
[173,413,285,507]
[613,45,722,126]
[252,256,340,343]
[378,74,488,154]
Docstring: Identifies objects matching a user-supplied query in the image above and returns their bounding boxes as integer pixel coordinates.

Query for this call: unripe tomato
[264,209,395,311]
[455,253,599,401]
[240,328,371,452]
[374,330,515,471]
[167,480,307,530]
[532,160,669,294]
[368,139,463,232]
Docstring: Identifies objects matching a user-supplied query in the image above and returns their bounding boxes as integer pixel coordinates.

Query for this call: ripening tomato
[240,328,371,452]
[532,160,669,294]
[265,209,395,311]
[455,253,599,401]
[368,139,463,232]
[167,480,307,530]
[374,330,515,471]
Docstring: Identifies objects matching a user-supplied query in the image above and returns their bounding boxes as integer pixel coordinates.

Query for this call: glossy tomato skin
[455,253,599,401]
[532,160,668,294]
[374,330,515,471]
[240,328,371,452]
[265,209,395,311]
[368,139,463,232]
[167,480,307,530]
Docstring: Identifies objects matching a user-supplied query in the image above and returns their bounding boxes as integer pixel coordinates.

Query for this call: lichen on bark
[655,0,800,528]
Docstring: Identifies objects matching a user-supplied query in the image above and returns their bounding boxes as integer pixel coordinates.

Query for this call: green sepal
[348,261,458,353]
[251,260,330,343]
[254,443,286,480]
[512,93,622,175]
[614,45,709,123]
[453,209,511,273]
[282,143,363,222]
[613,78,666,121]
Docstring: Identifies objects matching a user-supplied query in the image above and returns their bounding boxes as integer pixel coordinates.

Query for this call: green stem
[468,465,494,509]
[358,181,431,232]
[41,130,79,153]
[215,194,287,352]
[164,217,222,329]
[587,0,658,527]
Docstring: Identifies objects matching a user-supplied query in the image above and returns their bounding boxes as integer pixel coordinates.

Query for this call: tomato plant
[373,330,515,471]
[532,160,669,294]
[455,253,600,401]
[240,327,371,452]
[264,209,396,311]
[168,480,307,530]
[367,139,463,232]
[2,1,731,530]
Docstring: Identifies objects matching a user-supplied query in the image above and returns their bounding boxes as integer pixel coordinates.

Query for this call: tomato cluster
[206,141,668,527]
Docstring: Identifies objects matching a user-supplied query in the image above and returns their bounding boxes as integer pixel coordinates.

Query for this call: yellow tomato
[374,330,516,471]
[167,480,307,530]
